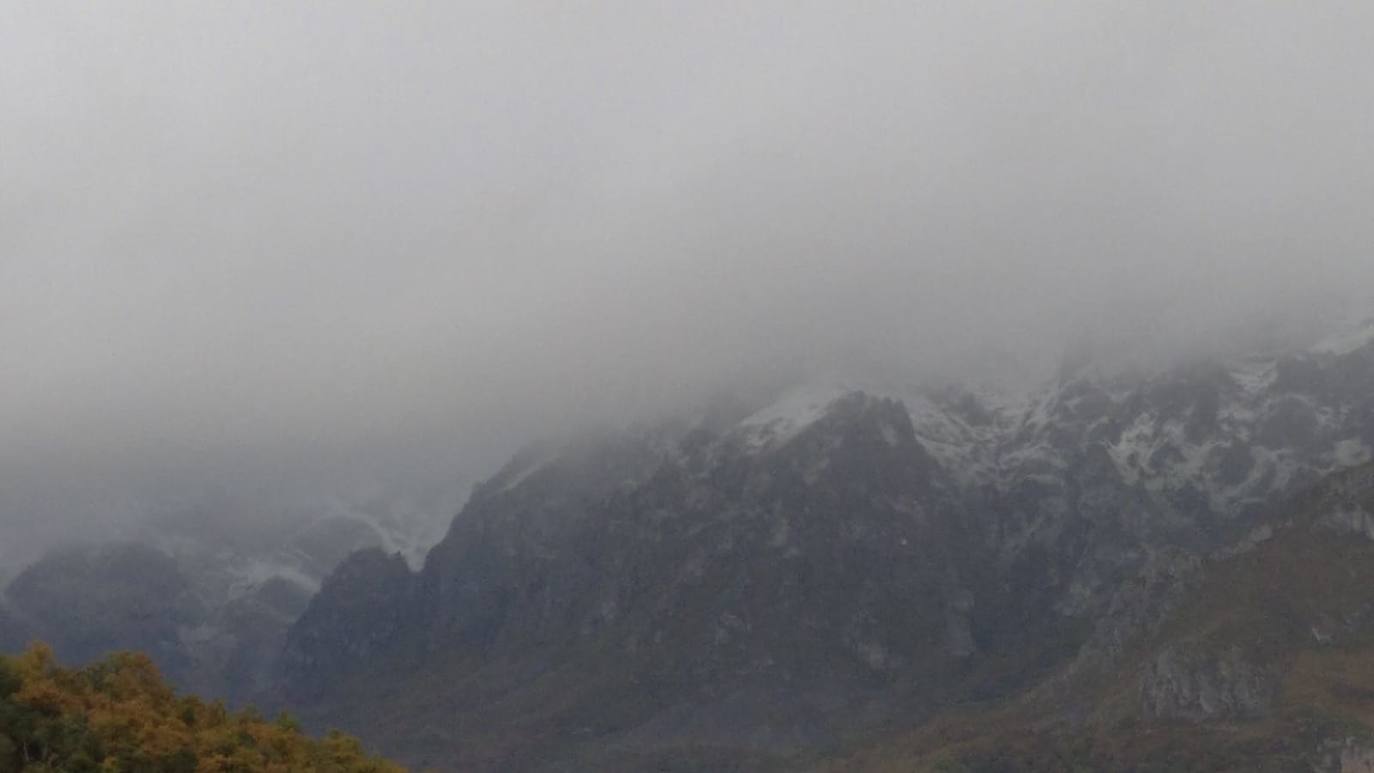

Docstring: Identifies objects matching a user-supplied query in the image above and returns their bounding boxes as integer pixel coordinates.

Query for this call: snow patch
[737,384,851,448]
[1334,438,1372,467]
[1228,359,1277,395]
[500,456,551,492]
[227,558,320,597]
[1312,317,1374,356]
[1319,506,1374,540]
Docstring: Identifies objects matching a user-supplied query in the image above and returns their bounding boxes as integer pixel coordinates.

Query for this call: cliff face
[0,603,30,654]
[813,462,1374,772]
[3,543,203,682]
[1130,464,1374,724]
[281,394,986,769]
[277,548,416,703]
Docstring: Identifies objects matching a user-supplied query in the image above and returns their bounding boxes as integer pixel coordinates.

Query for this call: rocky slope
[818,462,1374,772]
[281,395,986,769]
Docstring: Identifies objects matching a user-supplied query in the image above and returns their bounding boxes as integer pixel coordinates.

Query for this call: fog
[4,3,1374,563]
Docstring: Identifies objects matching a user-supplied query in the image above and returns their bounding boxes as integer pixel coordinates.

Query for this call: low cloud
[3,3,1373,556]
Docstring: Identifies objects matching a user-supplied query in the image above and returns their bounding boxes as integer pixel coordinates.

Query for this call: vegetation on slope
[0,643,403,773]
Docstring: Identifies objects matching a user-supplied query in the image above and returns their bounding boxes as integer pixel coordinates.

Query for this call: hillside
[0,643,402,772]
[814,463,1374,771]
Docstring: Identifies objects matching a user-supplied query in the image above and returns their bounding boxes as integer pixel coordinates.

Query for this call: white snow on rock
[1334,438,1372,468]
[498,453,553,493]
[1312,316,1374,356]
[736,383,853,448]
[733,380,1019,480]
[476,310,1374,546]
[1228,358,1277,396]
[903,387,1022,485]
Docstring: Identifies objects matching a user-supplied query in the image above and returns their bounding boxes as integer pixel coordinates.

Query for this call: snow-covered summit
[718,312,1374,529]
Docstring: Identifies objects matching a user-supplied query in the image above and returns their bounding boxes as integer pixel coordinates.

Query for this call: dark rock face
[2,540,315,705]
[0,603,31,652]
[281,393,979,768]
[280,326,1374,770]
[530,394,972,689]
[3,543,203,682]
[201,576,314,702]
[279,549,416,702]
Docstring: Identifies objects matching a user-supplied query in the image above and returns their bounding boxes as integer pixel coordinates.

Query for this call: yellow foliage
[0,643,406,773]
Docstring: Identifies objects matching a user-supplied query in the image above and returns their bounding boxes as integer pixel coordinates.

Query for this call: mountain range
[276,318,1374,770]
[5,318,1374,771]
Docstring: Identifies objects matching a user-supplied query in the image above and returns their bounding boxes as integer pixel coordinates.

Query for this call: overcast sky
[3,2,1374,556]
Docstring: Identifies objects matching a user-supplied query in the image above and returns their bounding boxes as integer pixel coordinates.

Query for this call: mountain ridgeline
[274,322,1374,770]
[0,496,445,707]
